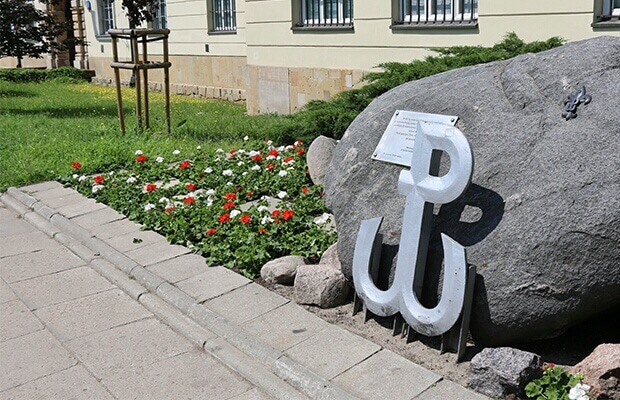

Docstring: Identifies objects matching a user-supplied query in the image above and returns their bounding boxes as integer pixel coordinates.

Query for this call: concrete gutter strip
[1,186,360,400]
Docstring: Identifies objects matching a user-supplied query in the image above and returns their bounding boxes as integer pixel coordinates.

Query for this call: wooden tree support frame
[109,28,171,134]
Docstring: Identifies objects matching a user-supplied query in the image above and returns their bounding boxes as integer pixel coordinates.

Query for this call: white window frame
[211,0,236,32]
[302,0,352,26]
[98,0,114,35]
[613,0,620,16]
[402,0,477,23]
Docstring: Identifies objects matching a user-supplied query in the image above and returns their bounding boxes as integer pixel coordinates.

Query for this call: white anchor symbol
[353,121,474,337]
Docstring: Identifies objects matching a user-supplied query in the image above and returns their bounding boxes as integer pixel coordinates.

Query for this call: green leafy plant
[525,364,588,400]
[0,67,91,83]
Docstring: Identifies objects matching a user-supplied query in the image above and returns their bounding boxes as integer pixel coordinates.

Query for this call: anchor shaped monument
[352,119,476,361]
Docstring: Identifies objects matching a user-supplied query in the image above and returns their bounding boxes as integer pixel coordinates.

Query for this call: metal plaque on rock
[372,110,458,167]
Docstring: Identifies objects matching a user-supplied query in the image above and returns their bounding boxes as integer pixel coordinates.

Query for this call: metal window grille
[212,0,236,31]
[152,0,167,29]
[301,0,353,27]
[399,0,477,24]
[600,0,620,20]
[99,0,114,34]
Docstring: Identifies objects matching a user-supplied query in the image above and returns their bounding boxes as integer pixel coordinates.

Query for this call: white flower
[205,199,213,207]
[243,135,249,141]
[237,149,246,154]
[196,145,201,150]
[216,148,224,153]
[92,184,104,193]
[314,213,331,225]
[156,156,164,163]
[261,216,274,225]
[158,197,170,204]
[108,171,114,176]
[287,167,294,171]
[78,175,87,182]
[135,150,143,155]
[294,140,302,146]
[267,155,277,161]
[251,165,261,171]
[186,192,196,198]
[237,161,245,166]
[568,384,591,400]
[230,210,241,218]
[172,149,180,155]
[222,169,233,176]
[242,172,248,176]
[277,191,287,199]
[72,174,79,179]
[214,157,221,162]
[126,176,137,183]
[278,170,288,177]
[260,195,269,200]
[144,203,156,211]
[283,158,295,165]
[249,150,260,157]
[226,153,234,160]
[204,167,213,173]
[266,140,273,146]
[226,182,234,186]
[277,146,285,152]
[205,189,216,196]
[285,145,294,151]
[257,205,270,213]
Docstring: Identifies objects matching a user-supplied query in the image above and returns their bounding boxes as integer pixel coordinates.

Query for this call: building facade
[4,1,619,114]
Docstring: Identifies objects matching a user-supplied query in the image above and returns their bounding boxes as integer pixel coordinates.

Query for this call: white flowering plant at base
[62,139,336,278]
[525,363,589,400]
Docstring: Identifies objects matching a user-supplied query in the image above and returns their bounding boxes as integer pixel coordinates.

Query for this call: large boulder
[323,36,620,345]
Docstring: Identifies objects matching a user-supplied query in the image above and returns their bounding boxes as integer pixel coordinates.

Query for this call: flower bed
[63,138,337,278]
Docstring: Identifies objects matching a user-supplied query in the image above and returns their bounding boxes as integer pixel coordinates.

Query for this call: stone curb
[1,186,358,400]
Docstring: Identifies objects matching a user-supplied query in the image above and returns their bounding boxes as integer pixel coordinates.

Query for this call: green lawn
[0,80,284,191]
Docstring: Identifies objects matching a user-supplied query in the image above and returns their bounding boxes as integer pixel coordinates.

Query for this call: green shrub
[286,32,565,142]
[0,66,90,83]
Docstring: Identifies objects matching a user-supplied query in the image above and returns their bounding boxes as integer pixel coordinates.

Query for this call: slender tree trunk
[16,55,22,68]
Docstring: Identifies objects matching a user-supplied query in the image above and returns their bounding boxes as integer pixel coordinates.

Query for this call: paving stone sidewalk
[0,181,488,400]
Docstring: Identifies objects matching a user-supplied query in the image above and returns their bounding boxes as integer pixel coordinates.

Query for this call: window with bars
[599,0,620,20]
[396,0,477,25]
[98,0,114,34]
[299,0,353,28]
[150,0,167,29]
[210,0,236,32]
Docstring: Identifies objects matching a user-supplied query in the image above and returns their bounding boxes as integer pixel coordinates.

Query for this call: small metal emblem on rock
[562,86,591,120]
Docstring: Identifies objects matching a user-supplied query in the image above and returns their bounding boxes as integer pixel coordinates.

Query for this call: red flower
[94,175,104,184]
[179,160,191,170]
[258,227,266,234]
[284,156,294,163]
[266,163,275,170]
[72,162,82,169]
[219,213,230,223]
[225,192,237,200]
[184,197,195,205]
[136,155,148,163]
[229,149,237,155]
[145,183,157,192]
[246,191,253,198]
[297,149,306,155]
[240,214,251,224]
[206,228,218,236]
[165,206,175,214]
[252,155,263,162]
[187,183,195,191]
[268,149,279,157]
[223,201,235,210]
[271,210,281,218]
[283,210,295,221]
[302,187,309,194]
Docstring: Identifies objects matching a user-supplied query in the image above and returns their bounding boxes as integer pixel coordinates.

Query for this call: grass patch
[0,81,285,191]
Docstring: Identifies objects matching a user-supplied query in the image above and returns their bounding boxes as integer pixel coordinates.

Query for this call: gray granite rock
[323,36,620,345]
[260,255,308,284]
[469,347,542,398]
[294,264,349,308]
[307,136,337,185]
[319,242,340,270]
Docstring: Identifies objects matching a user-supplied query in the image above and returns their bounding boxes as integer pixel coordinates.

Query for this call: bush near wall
[0,66,92,83]
[275,33,564,144]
